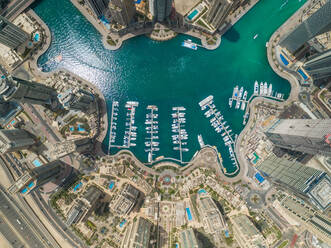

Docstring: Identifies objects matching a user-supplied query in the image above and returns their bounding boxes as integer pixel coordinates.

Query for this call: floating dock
[172,107,189,163]
[145,105,159,163]
[108,101,119,154]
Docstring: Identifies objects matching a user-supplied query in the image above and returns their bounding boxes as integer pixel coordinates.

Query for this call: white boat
[229,98,233,108]
[233,86,239,98]
[243,91,248,101]
[182,40,198,50]
[148,152,152,163]
[235,100,241,109]
[239,87,244,99]
[198,134,205,148]
[268,84,272,96]
[241,102,246,111]
[253,34,258,39]
[254,81,259,95]
[260,82,264,95]
[263,82,268,95]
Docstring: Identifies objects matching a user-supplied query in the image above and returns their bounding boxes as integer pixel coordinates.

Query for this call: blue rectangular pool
[188,10,199,20]
[21,188,28,194]
[298,69,308,80]
[28,181,35,188]
[280,53,289,66]
[186,207,193,221]
[255,172,265,183]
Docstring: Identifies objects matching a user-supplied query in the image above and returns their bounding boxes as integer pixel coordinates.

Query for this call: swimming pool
[198,189,207,194]
[186,207,193,221]
[187,9,199,21]
[10,119,16,125]
[34,33,40,42]
[33,159,42,167]
[21,188,28,194]
[77,124,86,132]
[225,230,229,237]
[109,181,115,190]
[298,69,308,80]
[119,219,126,227]
[28,181,35,188]
[69,126,75,132]
[73,182,82,191]
[279,53,289,66]
[254,172,265,183]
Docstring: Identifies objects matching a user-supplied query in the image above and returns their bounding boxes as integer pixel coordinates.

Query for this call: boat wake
[280,0,288,10]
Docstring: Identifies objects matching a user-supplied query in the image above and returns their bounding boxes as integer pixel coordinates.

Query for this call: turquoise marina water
[33,0,306,175]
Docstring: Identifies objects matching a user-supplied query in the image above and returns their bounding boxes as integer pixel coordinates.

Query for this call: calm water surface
[34,0,306,174]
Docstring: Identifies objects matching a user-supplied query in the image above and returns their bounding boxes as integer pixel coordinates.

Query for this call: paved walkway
[233,1,310,182]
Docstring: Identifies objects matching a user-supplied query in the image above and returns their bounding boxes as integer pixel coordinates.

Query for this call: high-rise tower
[149,0,172,22]
[8,160,65,194]
[0,128,35,153]
[109,0,136,27]
[279,0,331,54]
[0,75,58,107]
[86,0,110,18]
[265,119,331,157]
[0,16,29,49]
[57,88,96,112]
[206,0,233,30]
[303,49,331,81]
[256,154,330,211]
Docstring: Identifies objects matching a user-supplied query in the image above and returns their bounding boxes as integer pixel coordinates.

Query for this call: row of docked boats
[255,80,273,96]
[123,101,139,147]
[145,105,159,163]
[200,95,238,169]
[109,101,119,146]
[172,107,189,153]
[229,85,248,111]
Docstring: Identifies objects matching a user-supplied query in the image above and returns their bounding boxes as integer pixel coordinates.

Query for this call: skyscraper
[196,191,226,238]
[121,216,153,248]
[179,228,199,248]
[0,75,58,107]
[8,160,65,194]
[278,195,331,244]
[0,16,29,49]
[303,49,331,81]
[150,0,172,22]
[265,119,331,157]
[109,0,136,27]
[231,214,267,248]
[206,0,233,30]
[0,128,35,153]
[86,0,109,18]
[0,100,11,116]
[279,0,331,54]
[257,154,330,211]
[57,88,96,112]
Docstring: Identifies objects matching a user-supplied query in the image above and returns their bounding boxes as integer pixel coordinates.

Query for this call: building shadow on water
[222,26,240,43]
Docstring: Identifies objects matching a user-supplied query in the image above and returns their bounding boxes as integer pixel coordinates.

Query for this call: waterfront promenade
[70,0,259,51]
[234,0,312,183]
